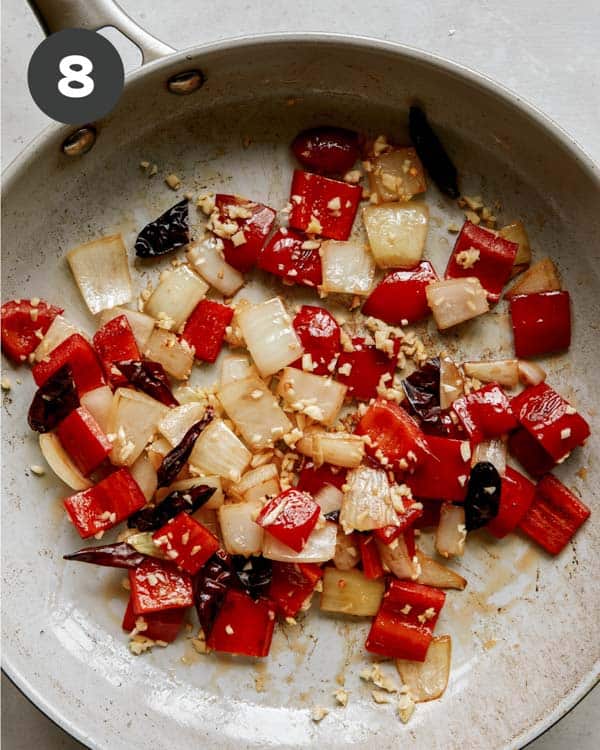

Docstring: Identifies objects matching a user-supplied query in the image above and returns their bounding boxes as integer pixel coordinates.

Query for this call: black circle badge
[28,28,124,124]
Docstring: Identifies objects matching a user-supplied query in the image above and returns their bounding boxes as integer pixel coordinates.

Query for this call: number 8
[58,55,95,99]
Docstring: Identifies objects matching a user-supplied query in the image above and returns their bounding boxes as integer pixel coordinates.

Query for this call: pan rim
[2,30,599,750]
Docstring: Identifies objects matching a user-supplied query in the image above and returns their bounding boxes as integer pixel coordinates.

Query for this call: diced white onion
[363,201,429,269]
[368,148,426,203]
[314,483,344,515]
[277,367,346,426]
[462,359,519,388]
[416,551,466,590]
[499,221,531,270]
[320,567,384,616]
[518,359,546,387]
[376,536,417,580]
[219,501,264,556]
[39,433,93,491]
[435,504,466,558]
[296,428,365,468]
[439,355,464,410]
[333,529,361,570]
[237,297,303,377]
[144,328,194,380]
[107,387,168,467]
[144,265,208,329]
[319,240,376,296]
[504,257,561,298]
[80,385,114,433]
[472,437,507,476]
[98,307,155,351]
[66,234,132,314]
[189,418,251,482]
[220,354,258,386]
[426,277,489,330]
[33,315,79,362]
[187,236,244,296]
[146,436,172,471]
[340,466,397,532]
[262,522,337,563]
[396,636,452,702]
[158,403,206,447]
[129,452,158,501]
[231,464,280,503]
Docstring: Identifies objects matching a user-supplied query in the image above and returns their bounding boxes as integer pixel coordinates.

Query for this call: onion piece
[296,428,365,468]
[499,221,531,271]
[219,501,263,556]
[231,464,279,503]
[98,307,155,351]
[416,551,466,590]
[320,567,384,616]
[314,483,344,515]
[158,403,206,447]
[218,375,291,450]
[129,452,158,501]
[33,316,80,363]
[80,385,114,433]
[220,354,258,386]
[187,237,244,296]
[368,147,426,203]
[277,367,346,426]
[189,418,251,482]
[396,635,452,702]
[144,328,194,380]
[472,438,507,477]
[319,240,375,296]
[439,355,464,410]
[504,257,561,298]
[146,436,172,471]
[435,504,466,558]
[426,277,489,330]
[262,521,337,563]
[518,359,546,387]
[66,234,132,314]
[363,201,429,269]
[462,359,519,388]
[144,265,208,329]
[237,297,303,377]
[377,536,417,580]
[340,466,397,532]
[107,387,168,467]
[333,529,361,570]
[39,432,93,490]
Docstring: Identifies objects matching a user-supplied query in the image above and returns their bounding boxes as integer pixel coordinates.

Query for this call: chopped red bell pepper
[268,562,323,617]
[451,383,518,441]
[337,337,398,402]
[296,462,346,495]
[56,406,112,476]
[373,495,424,545]
[403,527,416,558]
[122,597,185,643]
[508,427,557,478]
[129,557,194,615]
[291,127,360,175]
[182,299,233,363]
[445,221,518,302]
[63,467,146,539]
[257,488,320,552]
[362,262,438,325]
[519,474,591,555]
[355,398,428,471]
[511,383,590,462]
[153,511,220,575]
[365,580,446,661]
[358,534,384,579]
[486,467,536,539]
[258,228,322,287]
[213,194,276,272]
[404,434,471,502]
[291,305,340,375]
[510,291,571,358]
[92,314,140,386]
[206,589,276,657]
[288,169,362,241]
[32,333,105,396]
[1,298,63,363]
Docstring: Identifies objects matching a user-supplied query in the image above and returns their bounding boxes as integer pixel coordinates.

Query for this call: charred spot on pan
[167,70,205,95]
[62,126,97,157]
[135,199,189,258]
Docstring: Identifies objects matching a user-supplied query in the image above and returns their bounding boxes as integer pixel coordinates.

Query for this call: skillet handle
[27,0,174,63]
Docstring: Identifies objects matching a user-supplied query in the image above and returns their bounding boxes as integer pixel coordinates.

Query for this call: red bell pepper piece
[355,398,428,472]
[362,262,438,325]
[56,406,112,476]
[92,314,140,386]
[153,511,220,575]
[404,434,471,502]
[1,298,62,363]
[291,305,340,375]
[358,534,384,579]
[486,467,536,539]
[337,337,398,401]
[129,557,194,615]
[508,427,557,478]
[373,496,424,545]
[291,127,360,175]
[445,221,518,302]
[288,169,362,241]
[511,383,590,462]
[182,299,233,363]
[510,291,571,358]
[519,474,591,555]
[365,580,446,661]
[451,383,518,441]
[296,462,346,495]
[206,589,276,657]
[32,333,105,396]
[213,194,276,272]
[403,527,416,558]
[63,467,146,539]
[269,562,323,617]
[257,488,320,552]
[258,228,322,287]
[122,597,185,643]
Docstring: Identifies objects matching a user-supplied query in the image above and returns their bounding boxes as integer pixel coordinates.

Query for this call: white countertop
[1,0,598,748]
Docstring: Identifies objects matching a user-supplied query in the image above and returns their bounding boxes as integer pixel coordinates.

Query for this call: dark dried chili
[115,359,178,407]
[402,357,441,429]
[464,461,502,531]
[27,363,79,432]
[135,199,189,258]
[156,407,215,487]
[127,484,216,531]
[232,555,273,600]
[193,549,238,635]
[409,106,459,199]
[63,542,144,568]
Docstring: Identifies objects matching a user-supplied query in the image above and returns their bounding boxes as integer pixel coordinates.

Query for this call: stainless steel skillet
[2,1,599,749]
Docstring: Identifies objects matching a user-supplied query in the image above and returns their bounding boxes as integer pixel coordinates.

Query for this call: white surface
[1,0,598,748]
